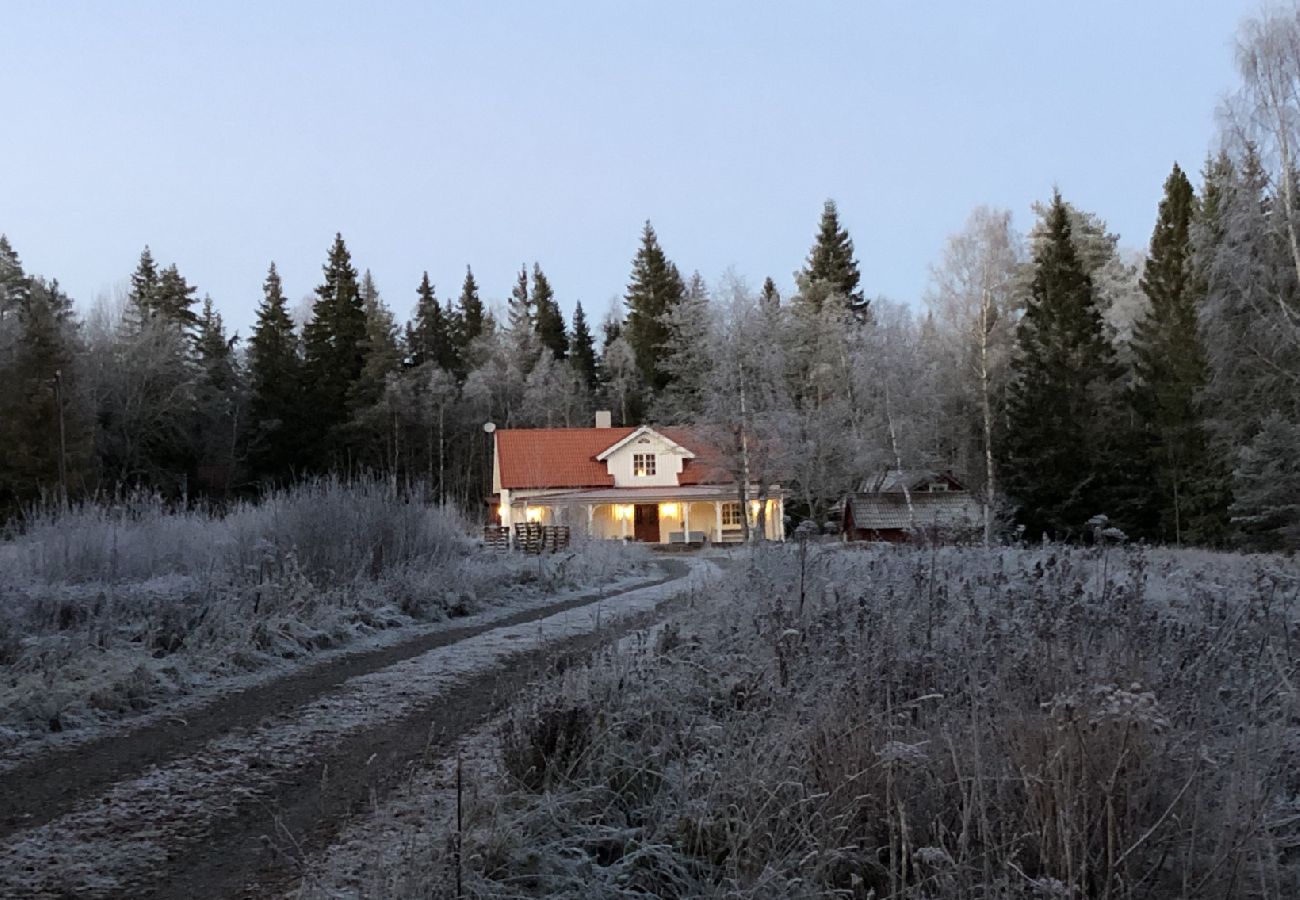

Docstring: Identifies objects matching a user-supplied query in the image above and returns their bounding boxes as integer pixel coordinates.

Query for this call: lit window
[633,453,656,476]
[721,502,743,526]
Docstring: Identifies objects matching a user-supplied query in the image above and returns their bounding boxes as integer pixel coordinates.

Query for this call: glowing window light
[659,502,678,518]
[496,503,507,518]
[614,504,634,521]
[525,507,544,523]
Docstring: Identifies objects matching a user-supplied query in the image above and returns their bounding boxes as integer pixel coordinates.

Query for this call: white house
[491,412,785,543]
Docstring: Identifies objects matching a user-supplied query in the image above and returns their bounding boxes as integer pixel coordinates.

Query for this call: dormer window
[633,453,656,477]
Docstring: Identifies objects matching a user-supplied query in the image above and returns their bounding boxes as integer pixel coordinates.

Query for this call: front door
[633,504,659,542]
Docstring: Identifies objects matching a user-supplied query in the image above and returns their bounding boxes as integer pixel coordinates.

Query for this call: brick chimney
[595,410,612,429]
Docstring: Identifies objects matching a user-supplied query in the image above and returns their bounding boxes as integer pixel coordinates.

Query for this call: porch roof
[511,485,781,505]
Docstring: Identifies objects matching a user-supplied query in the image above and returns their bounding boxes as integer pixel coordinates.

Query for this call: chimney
[595,410,612,429]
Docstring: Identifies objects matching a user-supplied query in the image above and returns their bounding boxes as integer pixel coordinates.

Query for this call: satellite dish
[483,422,497,434]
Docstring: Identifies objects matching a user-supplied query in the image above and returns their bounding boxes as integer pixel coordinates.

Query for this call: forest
[2,10,1299,552]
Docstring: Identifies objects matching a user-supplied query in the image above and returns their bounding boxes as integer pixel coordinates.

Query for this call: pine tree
[1130,163,1229,544]
[303,233,366,468]
[1003,192,1124,539]
[532,263,569,360]
[624,221,686,394]
[800,200,865,315]
[760,276,780,311]
[570,301,599,390]
[247,262,303,482]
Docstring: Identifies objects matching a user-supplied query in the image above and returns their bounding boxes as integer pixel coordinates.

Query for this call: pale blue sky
[2,2,1256,335]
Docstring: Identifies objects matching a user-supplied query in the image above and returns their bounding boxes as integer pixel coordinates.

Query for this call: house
[491,411,786,543]
[838,469,983,543]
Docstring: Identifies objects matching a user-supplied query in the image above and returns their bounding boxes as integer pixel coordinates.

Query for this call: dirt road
[0,556,708,899]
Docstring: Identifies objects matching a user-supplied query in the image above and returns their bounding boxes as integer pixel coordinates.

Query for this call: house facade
[492,413,785,543]
[839,469,983,543]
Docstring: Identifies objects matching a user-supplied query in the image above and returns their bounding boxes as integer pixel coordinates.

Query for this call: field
[334,542,1300,900]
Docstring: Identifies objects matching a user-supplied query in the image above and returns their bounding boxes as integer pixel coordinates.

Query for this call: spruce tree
[508,264,532,333]
[0,235,29,324]
[154,264,200,331]
[247,262,303,482]
[1130,163,1229,544]
[457,265,485,346]
[760,276,780,311]
[800,200,865,315]
[2,275,92,507]
[532,263,569,360]
[302,233,366,468]
[624,221,686,393]
[1003,192,1123,539]
[570,301,599,390]
[408,272,456,371]
[127,246,159,314]
[193,297,241,493]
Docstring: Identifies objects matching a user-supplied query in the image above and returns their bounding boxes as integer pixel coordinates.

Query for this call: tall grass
[419,544,1300,899]
[0,479,642,745]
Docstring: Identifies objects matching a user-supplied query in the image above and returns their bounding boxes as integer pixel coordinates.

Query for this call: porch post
[683,502,691,540]
[621,507,629,540]
[777,496,786,540]
[714,501,723,542]
[586,504,594,538]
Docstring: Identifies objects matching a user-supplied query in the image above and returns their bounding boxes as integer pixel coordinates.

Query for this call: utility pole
[53,368,68,505]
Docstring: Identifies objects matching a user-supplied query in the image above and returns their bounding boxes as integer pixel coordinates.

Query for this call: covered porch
[502,485,785,543]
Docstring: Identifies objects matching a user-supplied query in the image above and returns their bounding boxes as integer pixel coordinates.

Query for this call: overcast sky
[2,2,1257,335]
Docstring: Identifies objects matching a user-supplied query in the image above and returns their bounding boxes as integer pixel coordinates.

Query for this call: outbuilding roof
[845,492,983,532]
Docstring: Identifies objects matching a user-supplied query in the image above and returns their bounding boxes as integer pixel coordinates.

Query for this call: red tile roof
[496,426,731,490]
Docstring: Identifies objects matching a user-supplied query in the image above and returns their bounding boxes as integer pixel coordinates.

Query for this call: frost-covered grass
[0,480,646,746]
[397,543,1300,899]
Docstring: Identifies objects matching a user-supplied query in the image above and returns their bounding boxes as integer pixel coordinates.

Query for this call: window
[928,482,949,493]
[721,501,743,526]
[633,453,656,477]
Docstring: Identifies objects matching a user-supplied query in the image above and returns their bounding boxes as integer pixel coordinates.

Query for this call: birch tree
[925,206,1022,544]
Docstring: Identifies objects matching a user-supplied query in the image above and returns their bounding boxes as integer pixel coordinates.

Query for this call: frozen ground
[0,554,719,898]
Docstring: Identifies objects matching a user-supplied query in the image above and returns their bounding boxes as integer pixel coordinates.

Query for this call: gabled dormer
[595,425,696,488]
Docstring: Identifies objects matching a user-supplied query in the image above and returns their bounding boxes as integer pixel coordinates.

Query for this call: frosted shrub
[0,480,645,744]
[425,543,1300,899]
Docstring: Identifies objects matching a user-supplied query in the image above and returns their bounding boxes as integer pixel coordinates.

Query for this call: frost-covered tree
[599,310,642,426]
[925,207,1023,544]
[652,270,712,423]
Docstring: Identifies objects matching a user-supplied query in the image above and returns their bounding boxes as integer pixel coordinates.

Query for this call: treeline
[2,8,1298,549]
